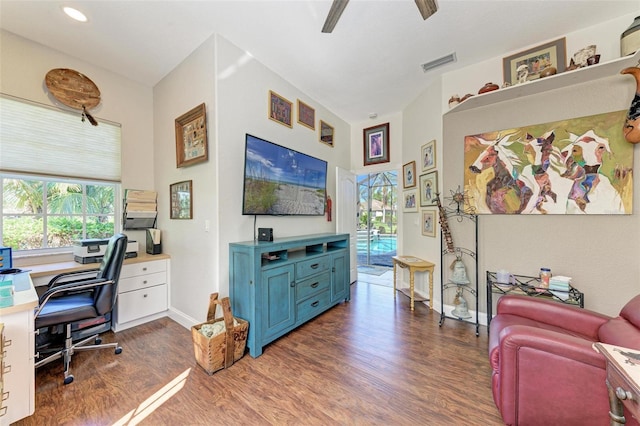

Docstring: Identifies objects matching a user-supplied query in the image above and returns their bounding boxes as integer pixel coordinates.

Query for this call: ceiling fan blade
[322,0,349,33]
[415,0,438,20]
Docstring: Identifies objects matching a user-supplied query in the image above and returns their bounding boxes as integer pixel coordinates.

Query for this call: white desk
[0,272,37,425]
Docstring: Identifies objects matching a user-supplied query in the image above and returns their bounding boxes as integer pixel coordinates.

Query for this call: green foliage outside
[2,178,115,250]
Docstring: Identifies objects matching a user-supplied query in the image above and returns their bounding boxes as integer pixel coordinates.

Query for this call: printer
[73,238,139,264]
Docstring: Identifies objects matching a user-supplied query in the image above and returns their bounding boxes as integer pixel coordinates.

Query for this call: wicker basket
[191,293,248,375]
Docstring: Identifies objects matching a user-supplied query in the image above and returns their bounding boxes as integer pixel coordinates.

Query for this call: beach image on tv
[243,135,327,215]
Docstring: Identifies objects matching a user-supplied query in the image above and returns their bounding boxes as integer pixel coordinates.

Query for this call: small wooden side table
[593,342,640,425]
[392,255,435,311]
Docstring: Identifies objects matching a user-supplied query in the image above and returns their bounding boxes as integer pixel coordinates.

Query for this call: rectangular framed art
[170,180,193,219]
[502,37,566,85]
[320,120,334,147]
[419,171,438,207]
[297,99,315,130]
[421,209,436,237]
[421,139,436,172]
[403,189,418,213]
[403,161,416,188]
[363,122,390,166]
[269,90,292,128]
[175,103,208,168]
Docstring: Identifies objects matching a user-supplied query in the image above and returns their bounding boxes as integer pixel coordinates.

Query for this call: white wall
[154,35,351,325]
[0,30,155,254]
[432,12,640,317]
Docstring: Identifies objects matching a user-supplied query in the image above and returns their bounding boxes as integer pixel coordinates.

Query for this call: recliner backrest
[94,233,128,315]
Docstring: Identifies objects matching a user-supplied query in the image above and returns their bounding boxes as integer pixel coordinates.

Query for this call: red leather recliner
[489,294,640,426]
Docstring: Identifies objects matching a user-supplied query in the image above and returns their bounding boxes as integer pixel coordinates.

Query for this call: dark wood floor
[17,281,503,425]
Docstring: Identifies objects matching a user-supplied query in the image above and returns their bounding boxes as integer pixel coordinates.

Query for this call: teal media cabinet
[229,233,350,357]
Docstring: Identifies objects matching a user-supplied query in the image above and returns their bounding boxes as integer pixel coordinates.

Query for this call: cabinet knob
[143,280,147,284]
[142,267,147,271]
[311,301,319,307]
[616,387,634,401]
[310,263,319,269]
[290,281,296,287]
[143,294,148,298]
[311,282,319,288]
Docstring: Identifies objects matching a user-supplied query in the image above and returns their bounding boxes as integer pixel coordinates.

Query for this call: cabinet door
[262,265,295,340]
[331,251,349,303]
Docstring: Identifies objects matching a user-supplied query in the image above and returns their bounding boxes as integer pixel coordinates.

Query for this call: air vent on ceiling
[421,52,457,73]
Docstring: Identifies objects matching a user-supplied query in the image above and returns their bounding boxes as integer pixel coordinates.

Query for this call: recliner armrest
[496,295,610,339]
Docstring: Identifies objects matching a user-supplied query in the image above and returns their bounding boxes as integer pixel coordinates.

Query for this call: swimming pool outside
[357,234,396,267]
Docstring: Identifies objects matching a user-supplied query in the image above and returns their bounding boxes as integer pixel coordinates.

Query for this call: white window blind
[0,94,121,182]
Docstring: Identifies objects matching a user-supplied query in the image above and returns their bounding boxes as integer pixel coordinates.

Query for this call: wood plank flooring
[16,279,503,425]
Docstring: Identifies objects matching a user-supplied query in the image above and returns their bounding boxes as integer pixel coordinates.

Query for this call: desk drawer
[296,271,330,301]
[296,289,330,324]
[120,260,166,279]
[116,284,167,324]
[295,256,330,280]
[119,271,166,293]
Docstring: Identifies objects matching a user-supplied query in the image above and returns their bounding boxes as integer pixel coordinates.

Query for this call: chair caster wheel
[95,337,102,344]
[115,347,122,355]
[64,375,74,385]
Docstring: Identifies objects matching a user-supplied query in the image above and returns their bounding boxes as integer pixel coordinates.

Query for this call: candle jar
[539,268,551,288]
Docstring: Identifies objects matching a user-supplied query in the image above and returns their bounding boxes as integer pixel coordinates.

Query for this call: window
[1,175,118,250]
[0,94,122,252]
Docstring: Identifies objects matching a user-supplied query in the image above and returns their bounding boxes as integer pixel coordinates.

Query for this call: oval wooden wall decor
[45,68,101,110]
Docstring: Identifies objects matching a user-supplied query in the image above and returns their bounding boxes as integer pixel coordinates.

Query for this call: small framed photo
[297,99,315,130]
[421,139,436,172]
[503,37,566,85]
[175,103,208,168]
[419,171,438,207]
[363,122,390,166]
[269,90,292,128]
[319,120,334,147]
[421,209,436,237]
[403,189,418,213]
[403,161,416,188]
[170,180,193,219]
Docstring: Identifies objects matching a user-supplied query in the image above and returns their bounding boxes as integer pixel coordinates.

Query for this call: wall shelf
[445,51,640,115]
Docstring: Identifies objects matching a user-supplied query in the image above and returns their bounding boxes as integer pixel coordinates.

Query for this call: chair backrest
[94,233,128,315]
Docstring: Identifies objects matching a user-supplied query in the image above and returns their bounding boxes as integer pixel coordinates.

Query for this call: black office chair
[34,233,128,384]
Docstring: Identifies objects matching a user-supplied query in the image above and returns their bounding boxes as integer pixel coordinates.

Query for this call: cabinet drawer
[296,271,330,301]
[296,289,330,324]
[120,260,166,279]
[119,271,166,294]
[116,284,167,324]
[295,255,330,280]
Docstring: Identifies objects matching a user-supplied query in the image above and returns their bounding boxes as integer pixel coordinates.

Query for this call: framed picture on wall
[175,103,208,168]
[170,180,193,219]
[363,122,390,166]
[297,99,315,130]
[421,209,436,237]
[420,171,438,207]
[403,189,418,213]
[502,37,566,85]
[421,139,436,172]
[268,90,293,128]
[319,120,334,147]
[403,161,416,188]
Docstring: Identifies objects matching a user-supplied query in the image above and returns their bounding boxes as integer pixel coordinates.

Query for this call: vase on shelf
[621,16,640,57]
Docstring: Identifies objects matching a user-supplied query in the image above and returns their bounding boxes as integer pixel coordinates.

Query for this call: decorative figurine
[621,65,640,144]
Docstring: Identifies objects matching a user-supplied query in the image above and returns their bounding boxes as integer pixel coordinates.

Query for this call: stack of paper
[549,275,571,291]
[125,189,157,212]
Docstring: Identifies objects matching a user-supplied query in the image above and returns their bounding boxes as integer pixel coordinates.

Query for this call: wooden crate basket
[191,293,248,375]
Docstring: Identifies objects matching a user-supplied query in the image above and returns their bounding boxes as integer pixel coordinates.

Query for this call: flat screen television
[242,134,327,216]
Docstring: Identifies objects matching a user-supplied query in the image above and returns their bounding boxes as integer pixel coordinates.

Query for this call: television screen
[242,134,328,216]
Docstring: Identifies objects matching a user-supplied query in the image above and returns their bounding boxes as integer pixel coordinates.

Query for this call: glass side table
[486,271,584,330]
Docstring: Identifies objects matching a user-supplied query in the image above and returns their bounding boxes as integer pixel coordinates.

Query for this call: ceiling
[1,1,638,123]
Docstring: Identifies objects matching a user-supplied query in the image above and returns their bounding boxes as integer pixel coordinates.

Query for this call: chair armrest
[35,278,114,317]
[496,294,610,337]
[499,324,606,369]
[48,268,100,288]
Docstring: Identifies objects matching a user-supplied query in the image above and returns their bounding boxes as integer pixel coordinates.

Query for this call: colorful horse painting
[464,110,633,215]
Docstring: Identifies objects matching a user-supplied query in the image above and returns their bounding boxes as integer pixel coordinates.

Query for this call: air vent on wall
[421,52,457,73]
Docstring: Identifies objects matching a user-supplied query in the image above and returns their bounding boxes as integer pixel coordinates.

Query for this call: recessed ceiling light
[63,6,88,22]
